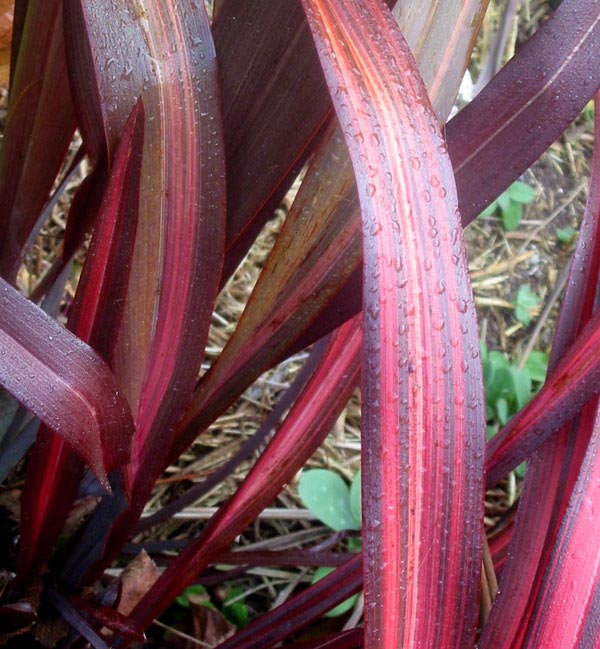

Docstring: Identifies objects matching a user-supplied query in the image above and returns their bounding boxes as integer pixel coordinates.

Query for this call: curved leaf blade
[521,410,600,647]
[301,1,485,646]
[297,0,600,350]
[0,278,133,489]
[173,0,488,462]
[63,1,227,480]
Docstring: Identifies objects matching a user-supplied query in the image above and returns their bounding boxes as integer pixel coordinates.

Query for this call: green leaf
[486,425,498,441]
[480,341,489,360]
[486,366,514,404]
[514,461,527,479]
[501,200,523,231]
[507,181,535,203]
[482,358,496,389]
[176,585,215,610]
[312,567,360,617]
[347,536,363,553]
[349,470,362,527]
[511,367,532,410]
[495,398,510,426]
[555,225,576,244]
[223,586,249,628]
[488,350,510,368]
[298,469,361,531]
[514,285,541,326]
[525,351,549,384]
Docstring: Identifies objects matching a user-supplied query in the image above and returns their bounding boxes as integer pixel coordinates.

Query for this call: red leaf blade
[63,1,227,484]
[480,97,600,648]
[17,100,145,585]
[129,316,362,630]
[0,279,133,489]
[295,0,600,351]
[520,411,600,646]
[173,0,488,462]
[301,0,485,646]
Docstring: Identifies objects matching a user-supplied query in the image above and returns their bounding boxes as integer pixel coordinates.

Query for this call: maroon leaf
[215,554,363,649]
[170,125,361,462]
[57,0,226,586]
[213,0,333,281]
[128,316,361,631]
[16,101,145,586]
[172,0,488,464]
[301,1,485,647]
[71,595,145,644]
[283,630,363,649]
[0,278,133,489]
[216,0,488,283]
[517,409,600,646]
[0,0,76,280]
[448,0,600,221]
[63,3,226,475]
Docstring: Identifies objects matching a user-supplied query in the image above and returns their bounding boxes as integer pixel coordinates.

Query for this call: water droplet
[457,298,468,313]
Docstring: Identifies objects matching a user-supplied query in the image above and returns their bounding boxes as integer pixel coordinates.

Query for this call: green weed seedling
[481,344,548,477]
[175,583,249,628]
[480,181,536,231]
[299,469,362,617]
[556,225,577,245]
[514,284,541,327]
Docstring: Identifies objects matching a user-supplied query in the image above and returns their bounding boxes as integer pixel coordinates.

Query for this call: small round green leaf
[498,190,512,213]
[495,397,510,426]
[298,469,360,531]
[507,181,535,203]
[511,367,532,410]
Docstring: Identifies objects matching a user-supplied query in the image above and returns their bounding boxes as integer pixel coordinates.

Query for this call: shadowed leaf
[0,0,76,280]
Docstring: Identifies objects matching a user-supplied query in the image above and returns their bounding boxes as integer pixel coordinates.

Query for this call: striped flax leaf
[301,0,485,646]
